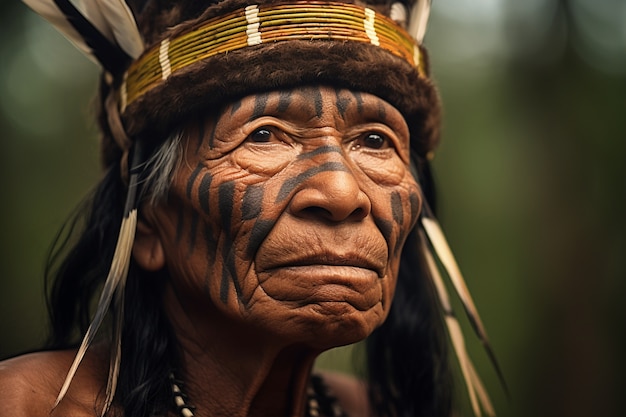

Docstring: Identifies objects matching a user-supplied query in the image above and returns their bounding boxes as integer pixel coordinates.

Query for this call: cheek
[368,172,422,260]
[170,161,295,310]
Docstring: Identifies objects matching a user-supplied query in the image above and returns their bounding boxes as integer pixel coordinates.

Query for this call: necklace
[169,373,347,417]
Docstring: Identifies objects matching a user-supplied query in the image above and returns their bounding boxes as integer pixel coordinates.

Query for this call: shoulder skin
[0,347,109,417]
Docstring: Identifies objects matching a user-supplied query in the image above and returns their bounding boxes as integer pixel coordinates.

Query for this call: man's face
[143,86,422,349]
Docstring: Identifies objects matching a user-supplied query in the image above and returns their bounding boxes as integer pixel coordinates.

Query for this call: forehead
[220,86,408,128]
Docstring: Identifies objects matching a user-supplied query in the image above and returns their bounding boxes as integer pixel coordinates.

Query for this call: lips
[265,252,385,278]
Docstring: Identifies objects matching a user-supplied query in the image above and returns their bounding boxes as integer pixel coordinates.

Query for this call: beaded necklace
[169,373,348,417]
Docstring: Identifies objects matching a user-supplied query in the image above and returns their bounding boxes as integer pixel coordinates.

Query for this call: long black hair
[44,150,453,416]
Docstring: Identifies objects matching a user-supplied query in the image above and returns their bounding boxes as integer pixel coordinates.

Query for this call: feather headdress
[21,0,504,415]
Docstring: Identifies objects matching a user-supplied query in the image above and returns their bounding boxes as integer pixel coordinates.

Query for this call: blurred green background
[1,1,624,416]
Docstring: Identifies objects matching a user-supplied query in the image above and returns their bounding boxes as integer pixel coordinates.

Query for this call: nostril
[300,205,366,222]
[301,206,333,220]
[352,207,365,219]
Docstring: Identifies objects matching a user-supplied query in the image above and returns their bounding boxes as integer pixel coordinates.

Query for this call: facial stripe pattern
[297,145,343,161]
[275,162,351,203]
[217,181,244,304]
[198,173,213,215]
[241,185,264,221]
[170,86,421,311]
[335,88,352,119]
[251,93,269,121]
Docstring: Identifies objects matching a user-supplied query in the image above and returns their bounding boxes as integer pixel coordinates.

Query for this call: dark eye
[249,128,272,143]
[363,133,387,149]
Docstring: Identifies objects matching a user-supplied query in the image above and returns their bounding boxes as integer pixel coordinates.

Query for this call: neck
[163,285,321,417]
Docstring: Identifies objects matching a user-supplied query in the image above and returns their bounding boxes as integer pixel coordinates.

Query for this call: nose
[288,160,371,222]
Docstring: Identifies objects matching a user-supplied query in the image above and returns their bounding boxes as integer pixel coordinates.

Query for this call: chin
[282,301,387,350]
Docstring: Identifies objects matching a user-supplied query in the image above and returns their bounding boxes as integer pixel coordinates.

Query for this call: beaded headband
[121,2,426,112]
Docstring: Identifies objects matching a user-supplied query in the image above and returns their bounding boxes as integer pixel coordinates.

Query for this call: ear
[132,210,166,271]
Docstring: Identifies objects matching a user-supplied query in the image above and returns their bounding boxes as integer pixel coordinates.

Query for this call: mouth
[264,253,385,278]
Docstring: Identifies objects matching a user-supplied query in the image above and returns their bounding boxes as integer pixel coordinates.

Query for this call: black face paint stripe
[242,184,264,221]
[218,181,236,234]
[216,181,237,304]
[391,191,404,225]
[251,92,269,121]
[186,163,203,200]
[277,90,293,114]
[245,219,276,259]
[374,218,394,248]
[409,191,421,224]
[203,223,215,253]
[198,173,213,215]
[298,87,323,119]
[335,88,351,119]
[350,91,364,114]
[378,100,387,121]
[313,87,323,118]
[394,232,405,258]
[275,161,351,203]
[297,145,342,161]
[220,263,230,304]
[222,246,243,303]
[219,181,242,305]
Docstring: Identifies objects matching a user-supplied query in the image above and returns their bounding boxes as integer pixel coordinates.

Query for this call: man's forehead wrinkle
[220,87,396,128]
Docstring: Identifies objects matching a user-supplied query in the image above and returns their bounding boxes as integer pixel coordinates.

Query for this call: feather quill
[54,136,144,411]
[408,0,431,43]
[53,209,136,411]
[420,232,495,416]
[101,253,128,416]
[420,202,509,398]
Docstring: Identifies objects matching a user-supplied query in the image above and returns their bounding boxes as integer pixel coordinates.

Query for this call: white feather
[53,210,136,411]
[421,216,489,340]
[96,0,144,58]
[408,0,432,43]
[102,282,125,416]
[390,2,407,27]
[468,358,497,417]
[75,0,116,41]
[420,232,496,417]
[21,0,100,64]
[21,0,143,67]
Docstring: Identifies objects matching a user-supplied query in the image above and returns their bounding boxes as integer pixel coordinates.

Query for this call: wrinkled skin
[133,86,422,416]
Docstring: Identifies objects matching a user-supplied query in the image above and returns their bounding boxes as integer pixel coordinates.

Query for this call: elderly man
[0,1,498,416]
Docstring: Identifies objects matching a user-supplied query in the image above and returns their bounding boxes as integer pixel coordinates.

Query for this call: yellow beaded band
[120,1,425,111]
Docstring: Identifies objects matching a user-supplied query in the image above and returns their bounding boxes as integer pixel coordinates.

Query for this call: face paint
[149,86,421,349]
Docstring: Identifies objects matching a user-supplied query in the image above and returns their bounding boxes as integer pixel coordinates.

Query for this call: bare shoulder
[318,370,376,417]
[0,347,108,417]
